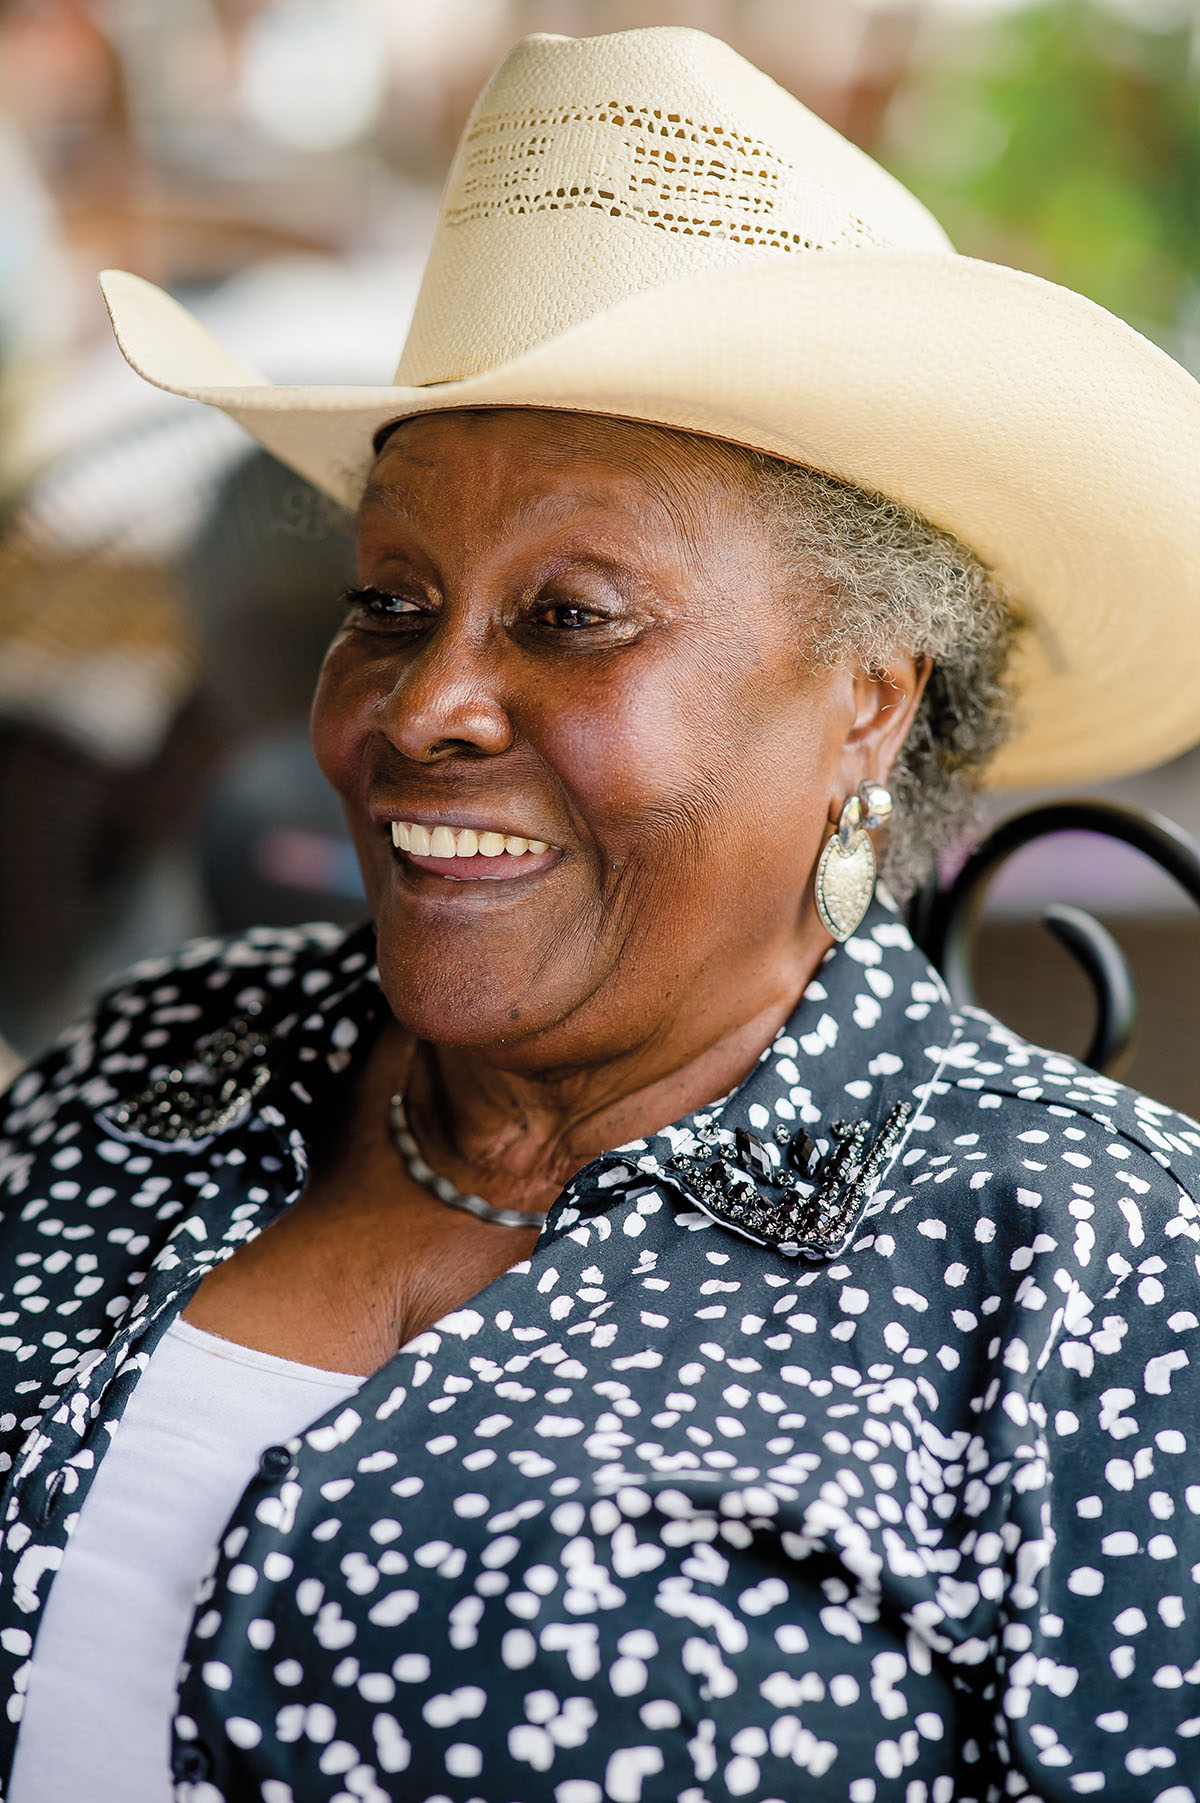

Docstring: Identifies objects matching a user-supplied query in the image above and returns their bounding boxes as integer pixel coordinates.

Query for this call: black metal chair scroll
[909,800,1200,1078]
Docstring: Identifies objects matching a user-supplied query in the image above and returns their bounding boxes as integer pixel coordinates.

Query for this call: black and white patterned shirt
[0,906,1199,1802]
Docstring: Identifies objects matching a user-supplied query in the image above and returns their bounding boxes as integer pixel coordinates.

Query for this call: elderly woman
[2,24,1200,1803]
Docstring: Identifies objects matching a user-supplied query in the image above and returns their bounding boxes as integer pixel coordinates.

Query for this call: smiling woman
[4,23,1200,1803]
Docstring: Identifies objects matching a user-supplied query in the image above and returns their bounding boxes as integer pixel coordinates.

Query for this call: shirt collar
[551,899,959,1262]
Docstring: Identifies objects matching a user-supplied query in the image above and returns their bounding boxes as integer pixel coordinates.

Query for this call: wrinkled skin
[187,408,927,1369]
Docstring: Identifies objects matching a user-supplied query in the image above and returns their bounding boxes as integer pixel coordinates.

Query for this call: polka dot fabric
[1,906,1199,1802]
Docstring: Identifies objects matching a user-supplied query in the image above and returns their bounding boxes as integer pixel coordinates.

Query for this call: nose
[370,623,515,764]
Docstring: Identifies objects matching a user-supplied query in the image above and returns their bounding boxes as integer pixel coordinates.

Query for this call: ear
[830,653,930,813]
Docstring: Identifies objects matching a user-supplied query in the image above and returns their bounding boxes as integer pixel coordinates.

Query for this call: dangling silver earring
[814,782,893,942]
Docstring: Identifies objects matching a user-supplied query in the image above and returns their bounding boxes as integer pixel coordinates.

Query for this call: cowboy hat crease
[97,24,1200,790]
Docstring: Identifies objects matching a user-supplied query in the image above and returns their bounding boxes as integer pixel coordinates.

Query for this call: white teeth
[391,821,554,860]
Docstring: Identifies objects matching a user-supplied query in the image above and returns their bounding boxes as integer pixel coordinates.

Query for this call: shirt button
[171,1742,211,1782]
[258,1443,292,1479]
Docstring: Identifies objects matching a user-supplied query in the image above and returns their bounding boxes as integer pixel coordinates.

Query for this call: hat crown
[394,25,951,387]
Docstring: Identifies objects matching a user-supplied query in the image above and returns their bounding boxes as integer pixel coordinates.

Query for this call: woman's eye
[340,584,426,623]
[536,602,605,630]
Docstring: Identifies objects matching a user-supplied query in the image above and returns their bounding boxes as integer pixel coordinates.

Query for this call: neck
[396,949,827,1215]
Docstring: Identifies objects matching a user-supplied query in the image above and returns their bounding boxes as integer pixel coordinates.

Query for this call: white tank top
[7,1318,362,1803]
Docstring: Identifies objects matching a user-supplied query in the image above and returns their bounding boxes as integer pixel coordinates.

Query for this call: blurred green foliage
[887,0,1200,339]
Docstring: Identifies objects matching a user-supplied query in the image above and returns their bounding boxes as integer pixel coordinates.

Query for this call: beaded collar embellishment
[105,1003,274,1144]
[655,1103,912,1261]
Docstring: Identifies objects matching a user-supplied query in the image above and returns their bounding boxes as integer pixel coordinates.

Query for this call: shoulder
[0,920,371,1134]
[922,1000,1200,1199]
[812,912,1198,1215]
[887,1001,1200,1341]
[102,918,364,1006]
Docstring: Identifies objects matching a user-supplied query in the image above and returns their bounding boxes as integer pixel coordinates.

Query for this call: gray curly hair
[733,449,1025,899]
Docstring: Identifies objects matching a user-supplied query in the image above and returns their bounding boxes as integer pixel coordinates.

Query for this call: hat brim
[99,254,1200,789]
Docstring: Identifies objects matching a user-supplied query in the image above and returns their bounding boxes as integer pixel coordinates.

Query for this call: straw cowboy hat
[99,25,1200,789]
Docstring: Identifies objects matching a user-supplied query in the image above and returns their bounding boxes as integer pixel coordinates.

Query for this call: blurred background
[1,0,1199,1104]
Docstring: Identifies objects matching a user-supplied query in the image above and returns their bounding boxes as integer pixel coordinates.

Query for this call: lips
[387,818,561,883]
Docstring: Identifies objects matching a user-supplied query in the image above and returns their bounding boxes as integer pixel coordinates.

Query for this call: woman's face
[312,410,914,1071]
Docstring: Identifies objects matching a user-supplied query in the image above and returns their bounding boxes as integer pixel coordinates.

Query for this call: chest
[146,1214,995,1801]
[186,1014,552,1369]
[181,1150,541,1373]
[0,1087,1038,1800]
[2,1203,985,1798]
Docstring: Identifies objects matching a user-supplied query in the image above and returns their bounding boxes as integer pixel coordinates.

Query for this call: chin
[371,923,567,1060]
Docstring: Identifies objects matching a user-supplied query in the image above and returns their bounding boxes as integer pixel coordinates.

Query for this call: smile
[391,821,552,858]
[388,819,561,883]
